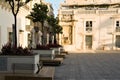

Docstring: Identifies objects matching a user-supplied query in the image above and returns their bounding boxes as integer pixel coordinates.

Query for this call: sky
[45,0,64,17]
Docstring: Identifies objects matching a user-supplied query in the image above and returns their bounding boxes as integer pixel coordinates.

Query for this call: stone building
[58,0,120,51]
[0,0,54,49]
[0,0,32,49]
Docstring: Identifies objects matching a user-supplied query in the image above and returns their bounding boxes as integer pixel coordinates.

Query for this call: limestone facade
[0,0,54,49]
[58,0,120,50]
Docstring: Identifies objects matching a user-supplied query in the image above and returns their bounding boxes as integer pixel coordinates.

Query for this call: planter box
[0,54,39,74]
[32,49,55,60]
[50,47,61,55]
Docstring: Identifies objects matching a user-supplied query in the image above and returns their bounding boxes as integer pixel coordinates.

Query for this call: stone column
[47,34,49,44]
[31,28,36,48]
[52,36,54,44]
[38,31,42,45]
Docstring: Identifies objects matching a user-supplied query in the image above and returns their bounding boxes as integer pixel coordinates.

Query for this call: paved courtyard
[54,51,120,80]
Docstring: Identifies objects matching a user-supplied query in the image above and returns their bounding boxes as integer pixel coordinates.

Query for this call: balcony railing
[86,27,92,32]
[61,15,73,22]
[99,10,117,14]
[116,27,120,32]
[61,18,73,22]
[61,11,73,15]
[78,10,96,14]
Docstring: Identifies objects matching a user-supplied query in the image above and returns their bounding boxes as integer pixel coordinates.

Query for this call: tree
[54,24,63,44]
[27,3,48,45]
[5,0,31,47]
[47,16,63,44]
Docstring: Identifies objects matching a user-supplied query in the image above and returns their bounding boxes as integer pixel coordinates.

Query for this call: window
[116,21,119,27]
[86,21,92,32]
[8,32,13,43]
[85,35,92,49]
[28,33,32,48]
[115,35,120,48]
[116,21,120,32]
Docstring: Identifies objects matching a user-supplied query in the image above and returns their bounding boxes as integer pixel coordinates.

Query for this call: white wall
[0,6,14,47]
[0,25,1,50]
[0,5,30,49]
[74,11,115,50]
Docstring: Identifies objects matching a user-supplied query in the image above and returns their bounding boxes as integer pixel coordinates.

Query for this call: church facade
[58,0,120,50]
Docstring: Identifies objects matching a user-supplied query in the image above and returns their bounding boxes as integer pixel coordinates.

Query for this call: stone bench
[41,58,64,66]
[55,54,66,58]
[5,67,55,80]
[12,63,35,74]
[60,51,69,55]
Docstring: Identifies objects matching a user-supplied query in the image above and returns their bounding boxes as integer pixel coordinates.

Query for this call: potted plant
[47,43,68,58]
[47,44,62,48]
[0,43,40,74]
[47,44,63,55]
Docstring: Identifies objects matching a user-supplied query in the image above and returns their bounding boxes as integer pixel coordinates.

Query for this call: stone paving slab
[54,52,120,80]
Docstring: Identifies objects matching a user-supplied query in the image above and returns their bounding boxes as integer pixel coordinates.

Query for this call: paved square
[54,51,120,80]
